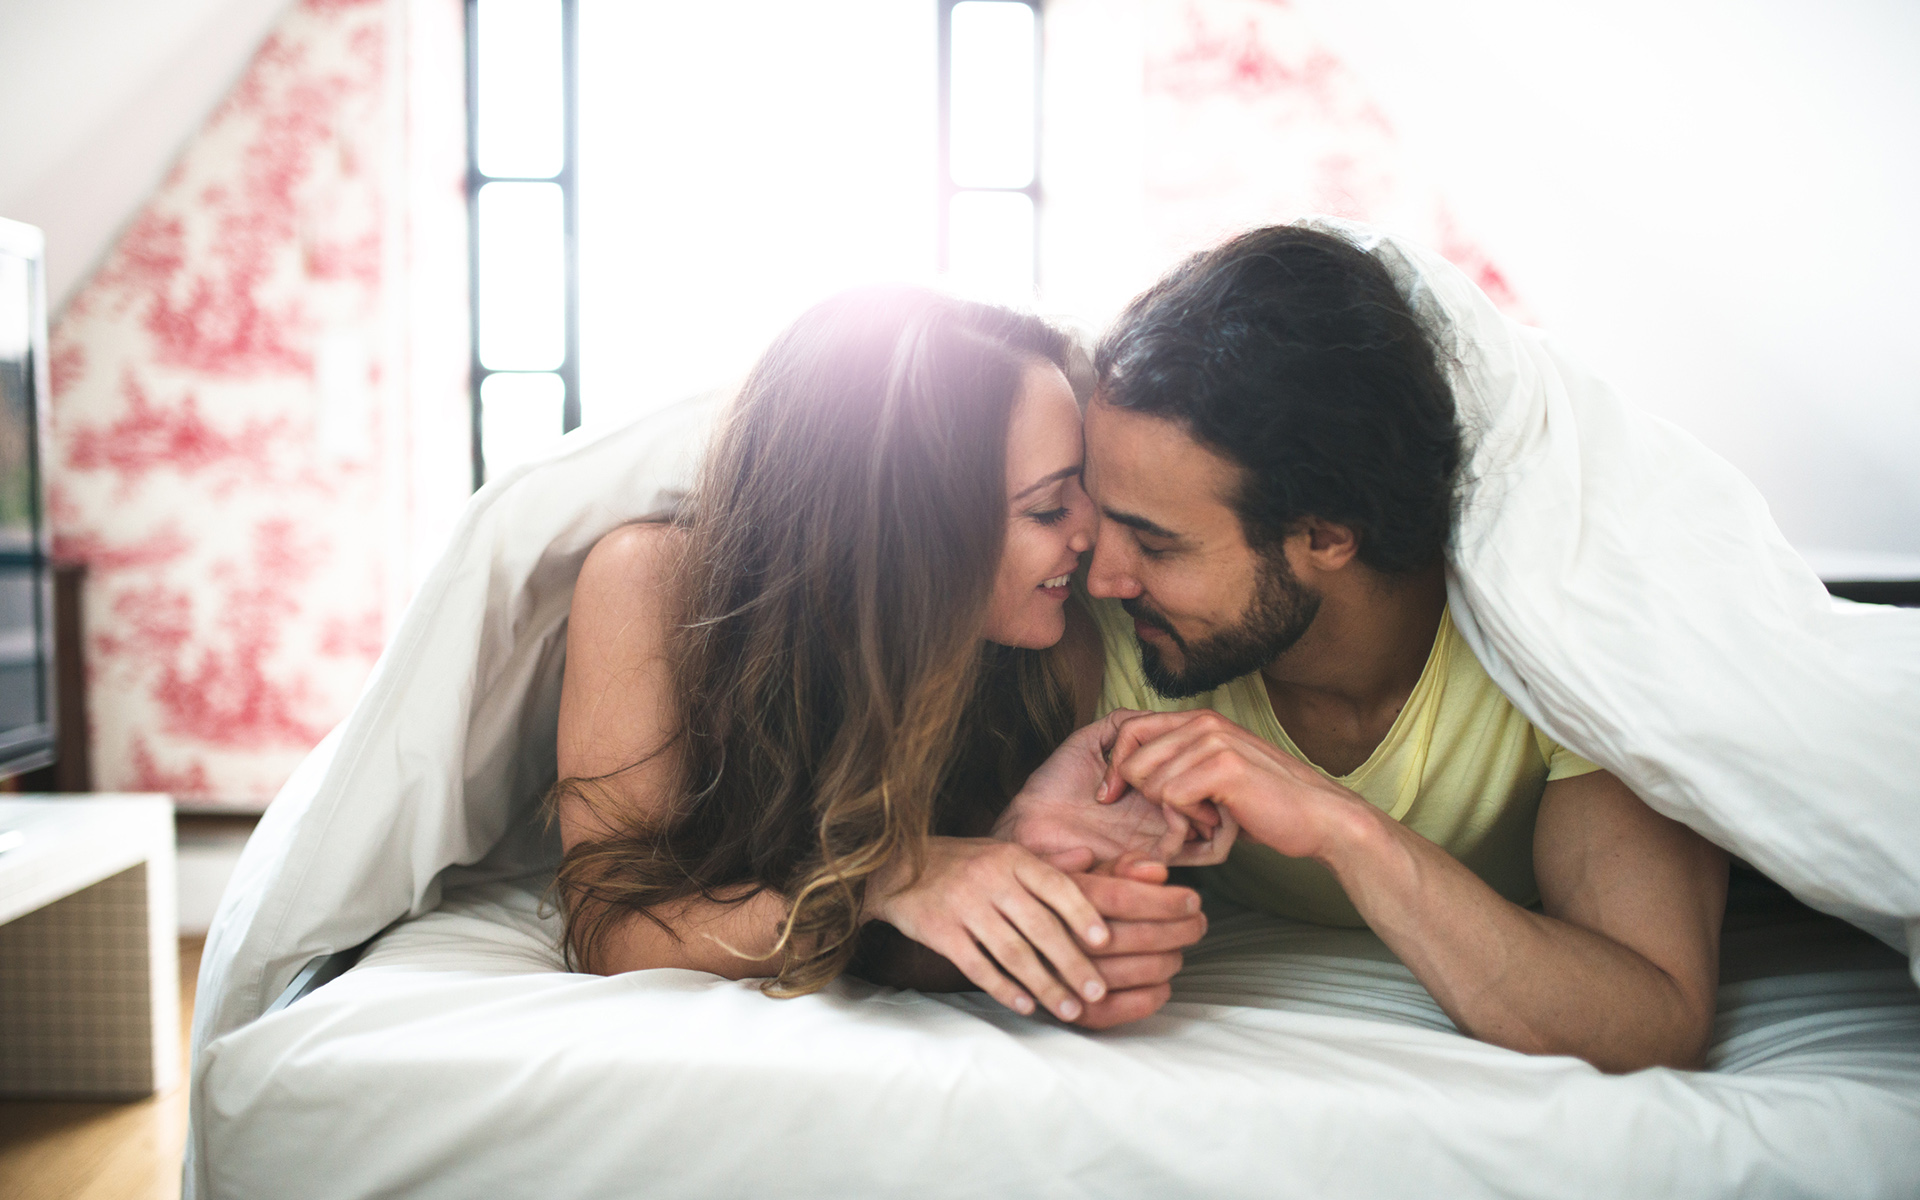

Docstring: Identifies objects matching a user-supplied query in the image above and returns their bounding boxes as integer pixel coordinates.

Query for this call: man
[1005,225,1729,1071]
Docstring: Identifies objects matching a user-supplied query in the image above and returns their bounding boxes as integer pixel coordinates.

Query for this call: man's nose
[1085,534,1140,600]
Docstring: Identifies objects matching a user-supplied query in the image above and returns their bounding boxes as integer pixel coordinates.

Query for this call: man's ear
[1298,517,1360,571]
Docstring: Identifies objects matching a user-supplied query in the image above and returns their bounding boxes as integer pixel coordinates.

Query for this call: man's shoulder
[1434,606,1601,779]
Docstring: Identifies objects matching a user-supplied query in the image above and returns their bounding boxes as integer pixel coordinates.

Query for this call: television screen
[0,218,56,778]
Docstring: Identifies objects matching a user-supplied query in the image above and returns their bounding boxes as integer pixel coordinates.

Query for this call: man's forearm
[1322,807,1714,1072]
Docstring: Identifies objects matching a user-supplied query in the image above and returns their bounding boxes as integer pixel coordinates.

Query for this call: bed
[183,223,1920,1198]
[193,871,1920,1198]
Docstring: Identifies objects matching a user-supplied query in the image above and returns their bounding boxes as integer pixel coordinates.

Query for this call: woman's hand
[994,710,1238,868]
[866,837,1117,1023]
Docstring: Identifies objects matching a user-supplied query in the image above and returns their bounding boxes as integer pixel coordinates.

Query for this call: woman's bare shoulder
[559,523,689,792]
[572,523,687,632]
[579,521,685,590]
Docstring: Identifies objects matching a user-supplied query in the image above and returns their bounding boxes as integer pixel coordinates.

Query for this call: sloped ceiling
[0,0,293,311]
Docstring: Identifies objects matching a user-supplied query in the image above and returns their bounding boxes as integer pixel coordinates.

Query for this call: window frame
[936,0,1044,293]
[463,0,581,490]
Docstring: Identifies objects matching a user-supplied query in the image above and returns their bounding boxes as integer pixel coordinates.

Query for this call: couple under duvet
[551,224,1729,1075]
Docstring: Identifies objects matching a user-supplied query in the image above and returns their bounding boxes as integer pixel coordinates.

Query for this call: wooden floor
[0,937,202,1200]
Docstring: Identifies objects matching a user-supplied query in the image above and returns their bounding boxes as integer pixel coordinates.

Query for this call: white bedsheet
[198,878,1920,1199]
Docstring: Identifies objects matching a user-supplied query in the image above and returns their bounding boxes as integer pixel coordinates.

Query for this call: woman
[551,286,1210,1028]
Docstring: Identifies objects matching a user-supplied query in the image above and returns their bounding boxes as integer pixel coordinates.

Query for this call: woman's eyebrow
[1011,464,1082,502]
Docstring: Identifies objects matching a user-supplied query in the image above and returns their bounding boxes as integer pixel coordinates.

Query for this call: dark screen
[0,249,49,743]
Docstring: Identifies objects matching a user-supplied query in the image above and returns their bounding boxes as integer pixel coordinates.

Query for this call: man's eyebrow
[1011,464,1082,502]
[1102,507,1182,541]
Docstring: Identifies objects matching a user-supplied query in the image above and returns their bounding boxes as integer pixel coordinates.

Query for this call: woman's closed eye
[1028,506,1072,527]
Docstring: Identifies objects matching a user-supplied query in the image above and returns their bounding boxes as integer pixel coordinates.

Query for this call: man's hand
[1066,853,1208,1028]
[1099,710,1729,1072]
[1097,709,1369,861]
[997,710,1238,868]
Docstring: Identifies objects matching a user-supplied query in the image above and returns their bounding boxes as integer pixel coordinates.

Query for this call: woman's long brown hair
[551,286,1077,995]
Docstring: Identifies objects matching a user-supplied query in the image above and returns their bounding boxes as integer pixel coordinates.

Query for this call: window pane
[577,0,936,430]
[476,181,566,371]
[480,371,567,480]
[948,189,1034,302]
[477,0,565,178]
[949,1,1035,189]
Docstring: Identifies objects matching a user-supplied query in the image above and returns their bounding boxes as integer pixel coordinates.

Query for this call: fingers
[1012,851,1111,949]
[1098,913,1207,955]
[1085,950,1184,991]
[1111,724,1234,810]
[973,912,1090,1022]
[1167,805,1239,867]
[937,930,1038,1017]
[1098,711,1210,803]
[1074,983,1174,1030]
[1148,798,1194,863]
[1073,872,1200,921]
[1110,850,1169,885]
[1139,750,1250,819]
[1101,709,1289,809]
[954,848,1109,1022]
[996,887,1109,1008]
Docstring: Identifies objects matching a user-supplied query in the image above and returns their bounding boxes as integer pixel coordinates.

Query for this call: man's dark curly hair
[1095,225,1462,574]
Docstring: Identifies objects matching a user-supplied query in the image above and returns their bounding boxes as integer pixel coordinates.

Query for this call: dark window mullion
[464,0,486,491]
[560,0,580,435]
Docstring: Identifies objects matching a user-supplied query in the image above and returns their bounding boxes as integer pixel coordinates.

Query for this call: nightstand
[0,796,180,1098]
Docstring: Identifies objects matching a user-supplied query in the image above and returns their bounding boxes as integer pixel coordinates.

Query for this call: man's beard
[1124,550,1320,699]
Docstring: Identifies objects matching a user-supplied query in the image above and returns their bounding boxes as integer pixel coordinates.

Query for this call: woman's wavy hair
[551,286,1078,996]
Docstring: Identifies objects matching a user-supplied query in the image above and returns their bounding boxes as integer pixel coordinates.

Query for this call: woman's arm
[557,526,1161,1023]
[556,523,798,979]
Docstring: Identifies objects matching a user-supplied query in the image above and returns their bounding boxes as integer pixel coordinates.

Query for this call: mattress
[195,872,1920,1199]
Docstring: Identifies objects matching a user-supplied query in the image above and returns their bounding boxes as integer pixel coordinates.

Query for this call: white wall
[1291,0,1920,560]
[9,0,1914,562]
[0,0,290,312]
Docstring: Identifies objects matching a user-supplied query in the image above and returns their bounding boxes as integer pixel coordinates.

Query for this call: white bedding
[197,877,1920,1199]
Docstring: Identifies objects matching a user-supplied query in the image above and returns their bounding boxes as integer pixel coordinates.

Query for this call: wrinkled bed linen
[196,877,1920,1200]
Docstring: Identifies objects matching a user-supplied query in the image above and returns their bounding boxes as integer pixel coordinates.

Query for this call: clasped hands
[870,707,1349,1028]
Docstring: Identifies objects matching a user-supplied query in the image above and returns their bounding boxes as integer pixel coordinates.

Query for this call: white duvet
[185,221,1920,1198]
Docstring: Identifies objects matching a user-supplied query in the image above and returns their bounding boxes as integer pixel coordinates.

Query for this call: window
[467,1,1043,478]
[940,0,1042,302]
[465,0,578,486]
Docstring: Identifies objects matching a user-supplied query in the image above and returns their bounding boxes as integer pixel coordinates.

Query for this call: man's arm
[1325,769,1727,1071]
[1102,711,1729,1071]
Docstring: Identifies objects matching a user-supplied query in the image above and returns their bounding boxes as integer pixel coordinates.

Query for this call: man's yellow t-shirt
[1087,596,1601,926]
